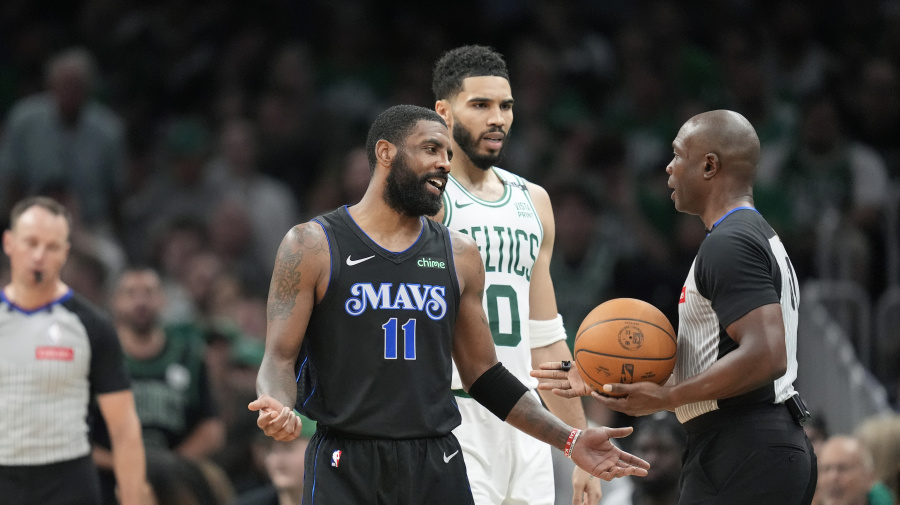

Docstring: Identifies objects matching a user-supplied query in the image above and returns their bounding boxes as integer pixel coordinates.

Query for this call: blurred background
[0,0,898,503]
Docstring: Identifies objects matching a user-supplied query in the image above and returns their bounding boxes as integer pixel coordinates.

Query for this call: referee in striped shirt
[533,110,817,504]
[0,197,149,505]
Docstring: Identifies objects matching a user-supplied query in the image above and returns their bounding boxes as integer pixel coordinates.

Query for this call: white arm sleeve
[529,314,568,349]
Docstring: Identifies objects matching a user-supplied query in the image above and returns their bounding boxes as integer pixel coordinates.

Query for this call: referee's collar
[706,206,759,235]
[1,289,73,315]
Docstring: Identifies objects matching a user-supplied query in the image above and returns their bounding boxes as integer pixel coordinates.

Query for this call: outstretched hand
[530,361,595,398]
[571,426,650,481]
[248,394,303,442]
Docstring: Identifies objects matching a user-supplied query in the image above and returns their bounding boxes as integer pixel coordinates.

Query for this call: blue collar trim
[707,206,759,235]
[0,289,73,315]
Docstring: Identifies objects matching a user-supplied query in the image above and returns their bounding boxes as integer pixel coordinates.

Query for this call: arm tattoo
[296,224,328,254]
[268,246,303,321]
[267,225,322,321]
[526,397,565,447]
[452,238,465,255]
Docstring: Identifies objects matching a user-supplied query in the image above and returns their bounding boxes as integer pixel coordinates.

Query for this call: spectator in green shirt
[818,435,895,505]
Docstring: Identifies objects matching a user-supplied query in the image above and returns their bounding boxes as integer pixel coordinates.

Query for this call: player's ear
[375,139,397,169]
[434,99,452,126]
[1,229,11,255]
[703,153,720,178]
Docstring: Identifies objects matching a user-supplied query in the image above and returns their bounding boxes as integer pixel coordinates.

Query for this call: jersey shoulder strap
[310,209,343,308]
[493,166,526,186]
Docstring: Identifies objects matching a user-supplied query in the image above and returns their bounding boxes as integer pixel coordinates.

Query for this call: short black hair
[365,104,446,171]
[9,196,72,231]
[432,45,509,101]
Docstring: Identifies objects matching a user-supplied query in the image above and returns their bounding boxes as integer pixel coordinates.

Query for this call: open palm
[571,426,650,480]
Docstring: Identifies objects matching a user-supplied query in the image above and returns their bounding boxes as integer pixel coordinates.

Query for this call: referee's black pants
[678,403,817,505]
[0,455,101,505]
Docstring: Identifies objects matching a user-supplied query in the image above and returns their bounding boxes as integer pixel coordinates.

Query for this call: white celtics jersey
[443,167,543,390]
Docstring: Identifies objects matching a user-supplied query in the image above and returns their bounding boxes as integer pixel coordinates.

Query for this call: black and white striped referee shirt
[672,207,800,423]
[0,290,130,465]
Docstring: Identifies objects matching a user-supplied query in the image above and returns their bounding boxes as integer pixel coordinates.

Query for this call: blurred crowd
[1,0,900,503]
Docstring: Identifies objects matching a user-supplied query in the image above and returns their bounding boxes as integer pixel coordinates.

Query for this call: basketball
[573,298,677,396]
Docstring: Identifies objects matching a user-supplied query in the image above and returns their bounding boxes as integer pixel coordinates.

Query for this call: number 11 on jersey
[383,318,417,360]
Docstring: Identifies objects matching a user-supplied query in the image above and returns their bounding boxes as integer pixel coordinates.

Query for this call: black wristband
[467,362,529,421]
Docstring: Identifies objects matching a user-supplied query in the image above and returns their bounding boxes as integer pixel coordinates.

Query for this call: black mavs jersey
[297,206,462,438]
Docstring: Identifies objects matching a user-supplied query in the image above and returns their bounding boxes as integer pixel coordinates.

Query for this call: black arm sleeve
[467,362,529,421]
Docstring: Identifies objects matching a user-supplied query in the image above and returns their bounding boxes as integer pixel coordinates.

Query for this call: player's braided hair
[432,45,509,101]
[365,105,446,172]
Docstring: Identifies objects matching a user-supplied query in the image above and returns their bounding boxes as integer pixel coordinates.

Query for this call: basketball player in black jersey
[248,105,650,504]
[533,110,817,504]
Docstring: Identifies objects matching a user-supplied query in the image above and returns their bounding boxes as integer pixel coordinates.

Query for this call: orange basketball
[574,298,677,397]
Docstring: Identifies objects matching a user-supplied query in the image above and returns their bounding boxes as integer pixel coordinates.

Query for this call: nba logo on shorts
[331,450,342,468]
[679,287,686,304]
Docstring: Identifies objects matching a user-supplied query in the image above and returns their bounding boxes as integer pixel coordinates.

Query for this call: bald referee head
[666,110,761,229]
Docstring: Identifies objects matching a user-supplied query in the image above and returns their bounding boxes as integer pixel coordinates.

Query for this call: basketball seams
[574,350,674,388]
[575,318,677,344]
[574,349,677,361]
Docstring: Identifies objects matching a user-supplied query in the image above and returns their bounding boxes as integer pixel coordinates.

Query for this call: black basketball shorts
[303,428,475,505]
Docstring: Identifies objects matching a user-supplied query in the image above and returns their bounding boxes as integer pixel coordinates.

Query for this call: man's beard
[384,150,444,217]
[452,122,507,170]
[126,317,157,337]
[122,306,159,336]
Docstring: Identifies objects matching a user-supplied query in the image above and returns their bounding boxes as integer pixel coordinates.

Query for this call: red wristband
[563,428,582,458]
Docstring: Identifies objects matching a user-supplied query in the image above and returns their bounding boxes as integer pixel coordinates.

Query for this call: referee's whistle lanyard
[706,206,759,236]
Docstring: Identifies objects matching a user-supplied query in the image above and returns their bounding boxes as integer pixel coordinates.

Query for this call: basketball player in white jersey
[532,110,817,504]
[431,46,601,505]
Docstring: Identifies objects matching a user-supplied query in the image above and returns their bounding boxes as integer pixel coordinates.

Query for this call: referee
[0,197,148,505]
[534,110,817,504]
